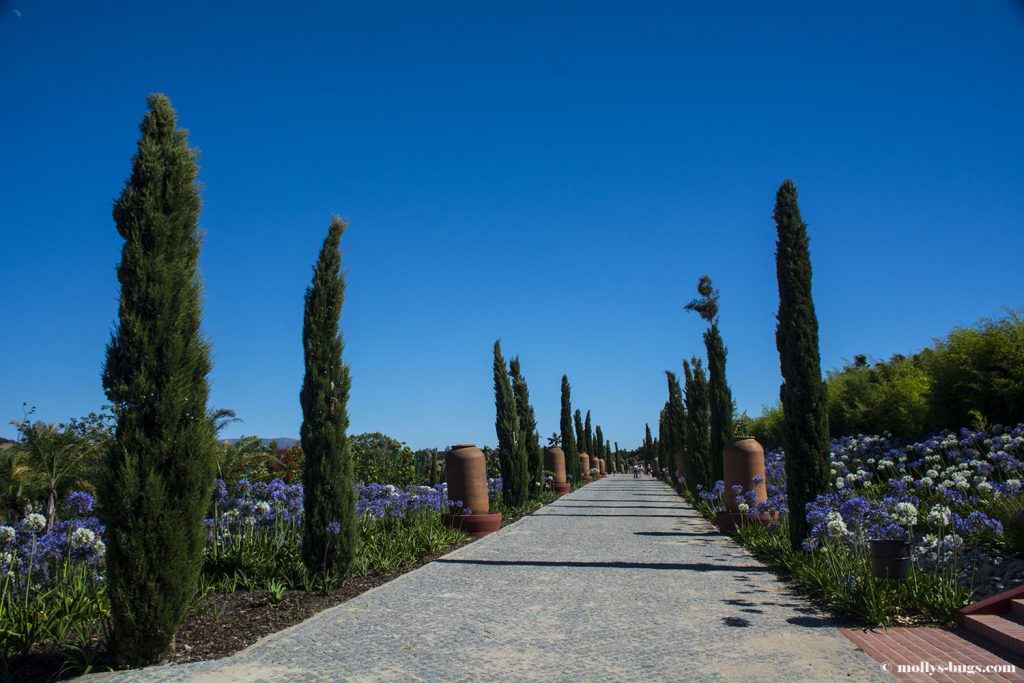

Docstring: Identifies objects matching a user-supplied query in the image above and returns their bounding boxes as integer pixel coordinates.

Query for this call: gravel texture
[94,477,886,682]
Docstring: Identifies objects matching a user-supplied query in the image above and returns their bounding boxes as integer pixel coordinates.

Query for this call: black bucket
[869,539,911,579]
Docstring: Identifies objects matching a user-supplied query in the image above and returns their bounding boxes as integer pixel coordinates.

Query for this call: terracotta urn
[545,446,571,496]
[653,457,660,477]
[580,452,592,482]
[598,458,605,477]
[443,444,502,538]
[716,436,777,534]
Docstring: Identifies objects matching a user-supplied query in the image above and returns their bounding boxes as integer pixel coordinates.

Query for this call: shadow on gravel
[634,531,723,537]
[556,505,690,510]
[434,559,773,572]
[786,615,834,628]
[722,617,752,627]
[534,513,695,518]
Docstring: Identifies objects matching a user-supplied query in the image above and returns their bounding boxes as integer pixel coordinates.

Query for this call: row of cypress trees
[101,95,356,664]
[652,178,830,551]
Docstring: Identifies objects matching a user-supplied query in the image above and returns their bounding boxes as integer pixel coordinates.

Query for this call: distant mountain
[224,437,299,449]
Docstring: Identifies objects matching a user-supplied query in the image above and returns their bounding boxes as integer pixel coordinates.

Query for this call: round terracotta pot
[722,436,768,512]
[445,444,489,515]
[545,446,567,484]
[580,452,592,481]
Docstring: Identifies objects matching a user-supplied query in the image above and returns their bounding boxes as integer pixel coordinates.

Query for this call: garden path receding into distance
[97,477,887,682]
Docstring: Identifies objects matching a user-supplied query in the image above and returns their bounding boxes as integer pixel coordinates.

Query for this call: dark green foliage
[351,433,416,486]
[643,423,654,464]
[574,410,586,455]
[658,404,670,470]
[584,410,593,456]
[745,403,786,446]
[682,358,713,490]
[926,312,1024,428]
[509,356,543,496]
[101,94,219,664]
[595,425,604,461]
[826,355,931,437]
[685,276,732,482]
[560,375,580,482]
[824,312,1024,437]
[300,216,356,576]
[664,371,687,481]
[774,179,831,550]
[494,342,529,506]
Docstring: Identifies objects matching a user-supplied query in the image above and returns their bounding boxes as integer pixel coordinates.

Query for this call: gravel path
[97,477,886,682]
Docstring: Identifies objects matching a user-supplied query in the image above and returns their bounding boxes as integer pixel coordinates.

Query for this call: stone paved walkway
[98,477,887,682]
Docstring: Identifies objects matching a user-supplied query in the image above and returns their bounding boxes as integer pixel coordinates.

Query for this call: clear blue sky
[2,1,1022,449]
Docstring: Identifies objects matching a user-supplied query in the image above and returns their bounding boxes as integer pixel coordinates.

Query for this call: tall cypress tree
[595,425,605,465]
[510,356,543,496]
[584,410,593,456]
[560,375,580,482]
[573,409,586,455]
[774,179,830,549]
[644,423,654,465]
[664,371,687,482]
[685,276,733,482]
[301,217,356,576]
[493,342,528,506]
[101,94,219,664]
[658,405,670,473]
[683,358,713,490]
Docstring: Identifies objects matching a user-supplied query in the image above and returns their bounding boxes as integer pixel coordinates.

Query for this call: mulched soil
[4,541,472,683]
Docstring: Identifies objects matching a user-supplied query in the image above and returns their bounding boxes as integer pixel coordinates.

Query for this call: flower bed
[690,423,1024,626]
[0,477,480,674]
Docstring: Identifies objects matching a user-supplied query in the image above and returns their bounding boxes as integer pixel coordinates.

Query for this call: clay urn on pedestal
[653,457,660,477]
[598,459,606,477]
[545,446,571,496]
[580,452,592,482]
[715,436,777,534]
[443,444,502,538]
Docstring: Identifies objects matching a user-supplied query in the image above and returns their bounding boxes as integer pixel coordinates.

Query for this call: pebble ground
[96,476,887,682]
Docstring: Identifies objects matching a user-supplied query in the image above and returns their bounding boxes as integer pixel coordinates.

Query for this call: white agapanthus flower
[978,482,994,494]
[0,526,15,544]
[70,527,96,550]
[917,477,934,488]
[23,513,46,533]
[738,502,750,513]
[94,539,106,556]
[892,502,918,526]
[926,469,939,479]
[826,512,848,537]
[927,505,952,528]
[835,477,845,490]
[255,501,271,515]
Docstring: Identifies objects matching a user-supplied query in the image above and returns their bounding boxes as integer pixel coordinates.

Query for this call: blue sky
[2,1,1022,449]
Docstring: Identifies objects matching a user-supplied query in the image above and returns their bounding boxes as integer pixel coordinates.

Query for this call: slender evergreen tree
[683,358,713,491]
[101,94,219,664]
[685,276,733,482]
[584,410,593,456]
[644,423,654,465]
[658,405,670,473]
[560,375,580,482]
[774,179,830,549]
[510,356,543,496]
[300,216,356,577]
[595,425,605,464]
[494,342,529,506]
[574,409,586,455]
[664,371,687,482]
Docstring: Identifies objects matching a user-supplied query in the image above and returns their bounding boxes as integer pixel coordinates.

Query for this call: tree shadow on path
[435,559,773,572]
